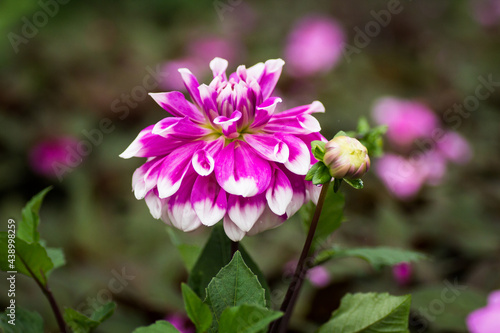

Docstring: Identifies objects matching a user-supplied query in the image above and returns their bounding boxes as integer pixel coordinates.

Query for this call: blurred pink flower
[29,137,78,178]
[284,15,345,77]
[392,262,412,286]
[307,266,331,288]
[375,153,426,199]
[467,290,500,333]
[372,97,439,149]
[473,0,500,26]
[420,150,447,186]
[437,131,472,164]
[165,313,195,333]
[160,58,201,91]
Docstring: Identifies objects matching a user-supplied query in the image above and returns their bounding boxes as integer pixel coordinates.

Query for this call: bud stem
[269,179,331,333]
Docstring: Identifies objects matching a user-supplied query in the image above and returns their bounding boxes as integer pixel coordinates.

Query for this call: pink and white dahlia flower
[120,58,325,241]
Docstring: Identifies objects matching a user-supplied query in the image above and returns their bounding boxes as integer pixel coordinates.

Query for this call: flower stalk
[270,179,331,333]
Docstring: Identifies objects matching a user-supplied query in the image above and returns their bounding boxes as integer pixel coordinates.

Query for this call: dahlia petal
[157,142,203,198]
[149,92,204,122]
[228,193,266,232]
[280,135,311,175]
[145,190,163,219]
[132,162,150,199]
[210,57,228,79]
[281,167,306,217]
[215,141,272,197]
[191,174,227,226]
[306,181,322,205]
[246,62,265,82]
[272,101,325,119]
[298,114,322,132]
[144,156,166,195]
[266,168,293,215]
[252,97,282,128]
[243,134,289,163]
[152,116,210,139]
[264,117,315,135]
[167,173,202,232]
[198,84,220,121]
[217,84,234,117]
[247,207,286,236]
[119,125,185,159]
[192,149,215,176]
[178,68,203,106]
[259,59,285,100]
[223,216,246,242]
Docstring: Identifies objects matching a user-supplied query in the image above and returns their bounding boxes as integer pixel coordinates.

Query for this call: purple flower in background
[467,290,500,333]
[307,266,331,288]
[284,15,345,77]
[473,0,500,26]
[375,154,426,199]
[121,58,324,241]
[29,137,79,178]
[392,262,412,286]
[165,313,195,333]
[437,131,472,164]
[372,97,439,149]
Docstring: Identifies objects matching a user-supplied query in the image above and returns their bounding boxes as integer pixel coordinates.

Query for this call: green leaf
[46,247,66,272]
[312,163,332,185]
[0,306,44,333]
[205,251,266,330]
[132,320,181,333]
[318,293,411,333]
[167,228,202,272]
[64,302,116,333]
[18,187,52,244]
[218,305,282,333]
[300,188,344,250]
[188,225,270,306]
[334,130,347,138]
[182,283,212,333]
[356,117,370,135]
[305,162,321,181]
[311,140,326,161]
[0,233,53,286]
[344,178,364,190]
[314,246,427,269]
[333,178,343,192]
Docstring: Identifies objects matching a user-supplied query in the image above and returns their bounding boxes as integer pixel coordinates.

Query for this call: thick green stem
[269,179,331,333]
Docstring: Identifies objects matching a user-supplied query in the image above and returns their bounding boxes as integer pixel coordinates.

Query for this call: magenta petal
[215,141,272,197]
[244,134,289,163]
[149,92,204,122]
[227,193,265,232]
[247,207,286,236]
[223,216,246,242]
[153,116,211,139]
[257,59,285,100]
[273,101,325,119]
[280,166,307,217]
[157,142,204,198]
[279,135,311,175]
[209,57,228,79]
[192,149,215,176]
[214,111,242,137]
[167,172,202,232]
[266,168,293,215]
[191,174,227,226]
[178,68,203,107]
[252,97,282,129]
[120,125,186,159]
[144,190,163,219]
[198,84,220,121]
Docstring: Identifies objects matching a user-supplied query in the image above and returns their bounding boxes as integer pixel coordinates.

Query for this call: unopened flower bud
[323,136,370,179]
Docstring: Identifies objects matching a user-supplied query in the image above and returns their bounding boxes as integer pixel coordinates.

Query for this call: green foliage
[333,178,343,192]
[300,188,345,251]
[318,293,412,333]
[311,140,326,161]
[188,225,270,306]
[64,302,116,333]
[346,117,387,158]
[205,251,266,331]
[218,305,282,333]
[182,283,212,333]
[167,228,202,272]
[344,178,364,190]
[0,306,44,333]
[0,233,54,286]
[314,246,427,269]
[132,320,181,333]
[18,186,52,244]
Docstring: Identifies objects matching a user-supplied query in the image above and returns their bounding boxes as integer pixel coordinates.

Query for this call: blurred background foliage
[1,0,499,332]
